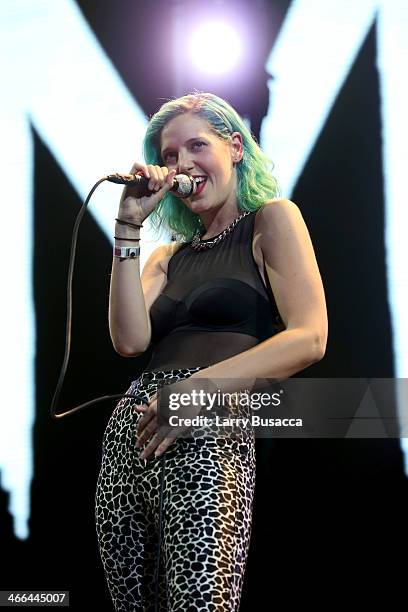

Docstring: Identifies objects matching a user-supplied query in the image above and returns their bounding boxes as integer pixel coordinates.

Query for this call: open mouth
[193,176,208,195]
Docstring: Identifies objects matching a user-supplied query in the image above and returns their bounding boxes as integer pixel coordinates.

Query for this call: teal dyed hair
[142,91,281,242]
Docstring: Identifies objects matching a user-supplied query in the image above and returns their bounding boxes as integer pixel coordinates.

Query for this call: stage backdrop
[1,1,407,609]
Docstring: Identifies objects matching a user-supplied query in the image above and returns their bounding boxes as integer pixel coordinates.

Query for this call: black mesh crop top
[144,207,284,372]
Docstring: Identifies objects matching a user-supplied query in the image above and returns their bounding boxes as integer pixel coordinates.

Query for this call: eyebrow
[161,137,206,158]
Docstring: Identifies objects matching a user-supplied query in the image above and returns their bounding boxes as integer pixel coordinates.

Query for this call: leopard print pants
[95,368,256,611]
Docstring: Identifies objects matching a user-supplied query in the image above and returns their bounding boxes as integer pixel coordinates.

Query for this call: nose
[177,150,195,175]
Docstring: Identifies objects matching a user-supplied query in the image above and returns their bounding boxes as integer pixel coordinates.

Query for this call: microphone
[105,172,197,198]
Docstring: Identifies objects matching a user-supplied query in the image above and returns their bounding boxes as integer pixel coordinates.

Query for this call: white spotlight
[189,22,243,75]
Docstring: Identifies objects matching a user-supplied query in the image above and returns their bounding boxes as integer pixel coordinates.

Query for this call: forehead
[160,114,216,148]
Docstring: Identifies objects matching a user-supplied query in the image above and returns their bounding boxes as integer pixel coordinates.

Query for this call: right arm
[108,160,177,357]
[109,240,172,357]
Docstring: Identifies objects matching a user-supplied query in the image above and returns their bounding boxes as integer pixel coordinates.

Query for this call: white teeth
[194,176,207,183]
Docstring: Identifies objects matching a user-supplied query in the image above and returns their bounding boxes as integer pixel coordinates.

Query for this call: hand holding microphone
[111,162,196,225]
[108,170,196,198]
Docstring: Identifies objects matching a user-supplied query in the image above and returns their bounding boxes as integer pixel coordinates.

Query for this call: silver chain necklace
[190,211,252,251]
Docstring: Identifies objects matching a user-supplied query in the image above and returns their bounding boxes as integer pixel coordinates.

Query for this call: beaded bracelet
[115,217,143,229]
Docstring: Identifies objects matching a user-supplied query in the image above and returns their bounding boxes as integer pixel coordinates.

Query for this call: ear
[230,131,244,163]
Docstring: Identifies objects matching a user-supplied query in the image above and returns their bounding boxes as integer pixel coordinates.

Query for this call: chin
[189,199,213,211]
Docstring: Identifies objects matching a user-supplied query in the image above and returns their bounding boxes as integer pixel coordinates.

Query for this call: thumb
[161,169,178,192]
[134,404,148,412]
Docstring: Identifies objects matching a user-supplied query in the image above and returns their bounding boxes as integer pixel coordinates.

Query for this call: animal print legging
[95,368,256,612]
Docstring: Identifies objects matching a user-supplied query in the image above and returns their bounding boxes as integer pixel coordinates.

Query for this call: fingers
[140,430,176,459]
[146,165,176,192]
[135,394,157,445]
[129,162,150,179]
[136,416,158,448]
[128,164,177,193]
[134,392,178,458]
[146,165,164,192]
[166,168,178,188]
[154,434,177,457]
[134,404,147,412]
[135,404,155,438]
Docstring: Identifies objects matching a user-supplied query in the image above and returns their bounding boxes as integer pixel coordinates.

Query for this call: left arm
[137,200,328,458]
[189,199,328,394]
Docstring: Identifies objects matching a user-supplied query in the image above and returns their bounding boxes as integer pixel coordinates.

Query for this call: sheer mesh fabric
[144,208,283,372]
[146,330,260,371]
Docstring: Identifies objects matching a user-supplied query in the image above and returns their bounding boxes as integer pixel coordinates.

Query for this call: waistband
[140,365,206,381]
[122,367,206,404]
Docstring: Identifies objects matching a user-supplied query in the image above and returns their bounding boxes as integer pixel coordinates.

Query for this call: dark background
[1,0,406,609]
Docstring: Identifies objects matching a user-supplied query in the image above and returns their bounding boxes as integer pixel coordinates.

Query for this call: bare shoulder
[253,199,303,259]
[254,198,302,230]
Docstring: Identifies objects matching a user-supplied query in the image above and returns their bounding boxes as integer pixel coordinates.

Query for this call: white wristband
[113,246,140,259]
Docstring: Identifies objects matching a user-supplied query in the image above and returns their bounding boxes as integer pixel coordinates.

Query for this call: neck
[198,204,242,240]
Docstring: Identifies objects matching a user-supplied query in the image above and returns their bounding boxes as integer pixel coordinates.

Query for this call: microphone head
[174,174,197,197]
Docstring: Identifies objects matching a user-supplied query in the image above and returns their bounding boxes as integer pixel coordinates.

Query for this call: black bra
[149,209,283,344]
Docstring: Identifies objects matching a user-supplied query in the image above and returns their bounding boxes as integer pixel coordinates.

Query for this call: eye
[163,152,177,163]
[192,141,206,150]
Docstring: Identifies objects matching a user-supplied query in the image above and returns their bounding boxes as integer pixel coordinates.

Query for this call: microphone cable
[49,176,144,420]
[50,172,195,419]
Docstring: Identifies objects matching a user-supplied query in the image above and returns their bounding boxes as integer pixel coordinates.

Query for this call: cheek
[202,153,232,181]
[218,162,234,183]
